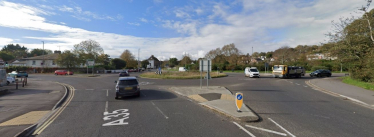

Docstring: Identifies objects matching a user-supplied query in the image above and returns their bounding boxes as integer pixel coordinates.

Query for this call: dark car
[119,71,129,77]
[16,71,28,77]
[310,69,332,77]
[115,77,140,99]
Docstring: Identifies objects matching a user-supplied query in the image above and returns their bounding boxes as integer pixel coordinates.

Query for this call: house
[146,55,160,69]
[12,51,61,68]
[251,58,263,64]
[307,53,337,60]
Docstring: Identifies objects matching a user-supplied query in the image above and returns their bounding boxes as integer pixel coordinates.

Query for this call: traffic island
[170,86,259,122]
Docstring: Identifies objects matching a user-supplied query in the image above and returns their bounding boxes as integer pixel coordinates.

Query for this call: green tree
[96,54,110,65]
[55,50,80,70]
[2,44,28,59]
[110,58,126,69]
[141,60,149,68]
[169,58,178,67]
[180,54,192,66]
[73,40,104,64]
[29,48,52,57]
[0,51,15,61]
[120,49,137,68]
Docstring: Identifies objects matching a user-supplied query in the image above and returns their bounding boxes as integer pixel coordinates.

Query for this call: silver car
[115,77,140,99]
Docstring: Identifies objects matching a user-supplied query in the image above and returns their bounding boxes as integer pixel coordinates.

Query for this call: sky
[0,0,372,61]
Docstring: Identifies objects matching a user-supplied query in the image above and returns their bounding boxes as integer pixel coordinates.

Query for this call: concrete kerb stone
[170,86,260,122]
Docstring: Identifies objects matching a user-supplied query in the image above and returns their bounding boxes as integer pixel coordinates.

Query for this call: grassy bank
[342,77,374,91]
[140,71,227,79]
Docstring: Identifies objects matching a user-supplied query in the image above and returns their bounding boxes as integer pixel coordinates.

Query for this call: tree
[169,58,178,67]
[55,50,80,70]
[0,51,15,61]
[273,46,292,64]
[29,48,52,57]
[120,49,137,68]
[73,40,104,64]
[180,54,192,66]
[2,44,28,59]
[252,52,260,58]
[96,54,110,65]
[110,58,126,69]
[221,43,241,65]
[141,60,149,68]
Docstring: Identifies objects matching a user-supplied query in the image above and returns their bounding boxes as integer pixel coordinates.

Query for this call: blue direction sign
[235,92,243,112]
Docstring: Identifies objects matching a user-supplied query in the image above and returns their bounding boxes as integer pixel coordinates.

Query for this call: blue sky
[0,0,370,60]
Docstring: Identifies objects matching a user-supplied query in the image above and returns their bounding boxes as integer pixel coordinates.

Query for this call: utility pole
[58,45,61,51]
[138,48,140,71]
[252,47,253,55]
[42,41,44,72]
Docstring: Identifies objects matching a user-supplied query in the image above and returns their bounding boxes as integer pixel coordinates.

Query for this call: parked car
[7,76,15,85]
[55,70,74,75]
[119,71,129,77]
[16,71,28,77]
[179,67,187,72]
[127,69,137,72]
[8,71,18,77]
[310,69,332,77]
[115,77,140,99]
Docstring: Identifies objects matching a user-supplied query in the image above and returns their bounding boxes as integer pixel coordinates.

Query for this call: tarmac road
[30,72,374,137]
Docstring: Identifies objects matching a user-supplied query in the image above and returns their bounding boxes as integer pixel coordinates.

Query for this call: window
[32,60,36,65]
[52,61,55,65]
[118,80,138,85]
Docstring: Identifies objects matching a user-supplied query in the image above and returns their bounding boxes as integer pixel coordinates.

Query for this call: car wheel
[317,74,321,77]
[7,81,10,85]
[55,73,57,75]
[328,74,331,77]
[115,96,119,99]
[65,74,67,75]
[135,93,141,97]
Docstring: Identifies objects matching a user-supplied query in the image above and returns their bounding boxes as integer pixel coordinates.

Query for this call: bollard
[25,77,27,85]
[16,79,18,89]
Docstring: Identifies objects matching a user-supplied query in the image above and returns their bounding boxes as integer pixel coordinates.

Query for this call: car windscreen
[250,69,258,72]
[118,80,138,85]
[273,66,283,71]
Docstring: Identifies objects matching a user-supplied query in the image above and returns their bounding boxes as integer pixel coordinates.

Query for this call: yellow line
[33,84,75,135]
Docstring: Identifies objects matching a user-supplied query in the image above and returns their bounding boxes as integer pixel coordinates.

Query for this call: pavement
[307,77,374,109]
[170,86,259,122]
[0,78,64,137]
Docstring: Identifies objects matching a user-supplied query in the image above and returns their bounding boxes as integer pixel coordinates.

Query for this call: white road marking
[295,83,300,85]
[339,95,369,105]
[304,86,308,87]
[85,89,94,90]
[106,90,108,97]
[187,99,193,102]
[233,122,255,137]
[151,101,169,119]
[245,125,287,136]
[174,91,184,96]
[269,118,296,137]
[105,101,108,113]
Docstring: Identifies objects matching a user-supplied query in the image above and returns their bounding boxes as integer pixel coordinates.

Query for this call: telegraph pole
[42,41,44,72]
[138,48,140,71]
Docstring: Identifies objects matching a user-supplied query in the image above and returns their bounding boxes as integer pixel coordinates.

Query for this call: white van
[179,67,187,72]
[245,67,260,78]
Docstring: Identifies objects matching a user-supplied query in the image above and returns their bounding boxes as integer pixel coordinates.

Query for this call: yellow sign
[235,92,243,112]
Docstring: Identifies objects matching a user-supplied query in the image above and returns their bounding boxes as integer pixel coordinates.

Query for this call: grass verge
[140,71,227,79]
[341,76,374,91]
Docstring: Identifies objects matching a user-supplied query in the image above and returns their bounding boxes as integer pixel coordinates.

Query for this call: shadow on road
[116,89,177,101]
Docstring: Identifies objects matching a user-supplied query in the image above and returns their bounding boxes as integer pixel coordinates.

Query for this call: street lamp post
[42,41,44,73]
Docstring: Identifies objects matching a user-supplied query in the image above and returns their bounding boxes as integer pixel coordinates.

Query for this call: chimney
[54,50,61,54]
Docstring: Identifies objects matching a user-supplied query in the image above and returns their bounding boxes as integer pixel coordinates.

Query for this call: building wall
[147,60,155,69]
[26,60,59,68]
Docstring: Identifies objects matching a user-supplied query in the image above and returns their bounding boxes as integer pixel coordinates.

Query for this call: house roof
[148,55,159,61]
[11,61,26,64]
[23,53,59,60]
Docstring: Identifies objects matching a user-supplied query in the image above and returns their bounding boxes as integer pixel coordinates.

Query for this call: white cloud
[139,18,148,23]
[195,8,203,15]
[0,37,13,45]
[60,22,66,25]
[117,14,123,20]
[174,9,190,18]
[58,5,117,21]
[127,22,140,26]
[0,0,372,61]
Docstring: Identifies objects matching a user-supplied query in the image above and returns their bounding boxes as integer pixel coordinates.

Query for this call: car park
[55,70,74,75]
[115,77,140,99]
[310,69,332,77]
[119,71,129,77]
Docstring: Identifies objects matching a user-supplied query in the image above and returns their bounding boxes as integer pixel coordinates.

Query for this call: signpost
[199,59,211,88]
[87,59,95,75]
[235,92,243,112]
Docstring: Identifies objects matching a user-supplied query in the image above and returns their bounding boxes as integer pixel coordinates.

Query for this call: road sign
[87,59,95,68]
[199,60,212,72]
[235,92,243,112]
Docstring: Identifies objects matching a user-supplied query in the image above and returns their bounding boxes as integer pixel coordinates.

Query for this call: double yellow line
[33,84,75,135]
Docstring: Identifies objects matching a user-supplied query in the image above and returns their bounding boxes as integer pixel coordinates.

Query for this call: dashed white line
[85,89,94,90]
[268,118,296,137]
[141,92,147,97]
[304,86,308,87]
[106,90,108,97]
[295,83,300,85]
[151,101,169,119]
[104,101,108,114]
[245,125,287,136]
[233,122,255,137]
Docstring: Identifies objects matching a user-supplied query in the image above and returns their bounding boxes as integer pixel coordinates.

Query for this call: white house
[13,52,60,68]
[146,55,160,69]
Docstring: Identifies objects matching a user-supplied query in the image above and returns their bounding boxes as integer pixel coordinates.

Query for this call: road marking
[268,118,296,137]
[290,82,293,83]
[245,125,287,136]
[174,91,183,96]
[151,101,168,119]
[33,84,75,135]
[339,95,369,105]
[295,83,300,85]
[105,101,108,113]
[233,122,255,137]
[86,89,94,90]
[106,90,109,97]
[304,86,308,87]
